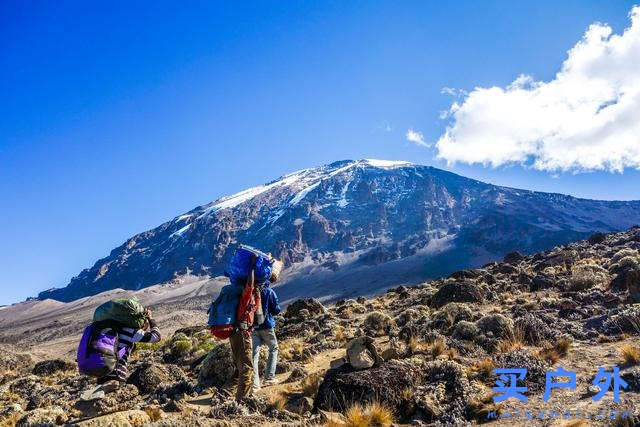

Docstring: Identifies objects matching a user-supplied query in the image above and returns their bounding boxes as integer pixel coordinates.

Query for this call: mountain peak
[38,160,640,302]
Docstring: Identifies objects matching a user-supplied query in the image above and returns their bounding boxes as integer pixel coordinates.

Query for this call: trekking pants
[252,327,279,388]
[229,328,253,401]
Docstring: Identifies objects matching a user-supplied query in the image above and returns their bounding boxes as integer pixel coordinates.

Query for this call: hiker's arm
[271,291,281,316]
[139,318,161,343]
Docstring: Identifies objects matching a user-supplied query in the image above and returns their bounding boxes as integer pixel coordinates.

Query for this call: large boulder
[285,299,326,319]
[431,281,483,308]
[127,363,172,394]
[476,314,514,339]
[345,336,383,370]
[315,359,427,416]
[198,342,236,388]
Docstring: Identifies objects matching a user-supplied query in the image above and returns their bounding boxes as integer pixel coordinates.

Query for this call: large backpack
[208,246,267,338]
[76,322,126,377]
[93,298,146,329]
[227,245,275,284]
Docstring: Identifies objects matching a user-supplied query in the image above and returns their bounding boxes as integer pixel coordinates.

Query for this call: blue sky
[1,1,639,305]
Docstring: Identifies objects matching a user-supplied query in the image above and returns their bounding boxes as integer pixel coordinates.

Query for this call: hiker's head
[270,259,284,283]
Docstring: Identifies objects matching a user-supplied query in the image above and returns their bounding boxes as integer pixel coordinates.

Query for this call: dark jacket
[257,282,281,330]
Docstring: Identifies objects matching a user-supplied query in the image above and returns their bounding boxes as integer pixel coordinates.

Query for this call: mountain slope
[39,159,640,302]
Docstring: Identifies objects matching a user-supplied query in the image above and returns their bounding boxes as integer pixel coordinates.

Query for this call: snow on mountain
[39,159,640,302]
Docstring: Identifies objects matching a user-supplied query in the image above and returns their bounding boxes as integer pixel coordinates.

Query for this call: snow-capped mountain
[39,159,640,302]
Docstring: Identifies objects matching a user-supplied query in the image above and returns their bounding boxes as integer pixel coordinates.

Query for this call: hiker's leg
[235,329,254,401]
[251,330,263,389]
[264,328,278,380]
[228,331,242,392]
[113,355,129,382]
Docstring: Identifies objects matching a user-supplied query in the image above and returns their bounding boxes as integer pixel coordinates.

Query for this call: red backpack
[235,255,264,330]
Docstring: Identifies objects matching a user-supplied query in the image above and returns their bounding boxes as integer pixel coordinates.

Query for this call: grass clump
[465,393,503,423]
[620,344,640,365]
[536,337,572,364]
[345,401,395,427]
[363,311,396,336]
[280,338,306,361]
[470,358,495,383]
[569,259,609,291]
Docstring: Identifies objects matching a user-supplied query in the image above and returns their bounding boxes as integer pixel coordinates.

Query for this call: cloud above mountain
[406,128,428,146]
[436,6,640,173]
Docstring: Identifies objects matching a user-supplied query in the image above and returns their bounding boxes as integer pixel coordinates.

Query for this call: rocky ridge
[2,227,640,425]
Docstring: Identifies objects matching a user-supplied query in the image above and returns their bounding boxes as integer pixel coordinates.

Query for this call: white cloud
[436,6,640,173]
[406,128,429,147]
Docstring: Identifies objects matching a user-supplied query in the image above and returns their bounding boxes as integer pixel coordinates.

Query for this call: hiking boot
[99,380,120,394]
[263,378,277,386]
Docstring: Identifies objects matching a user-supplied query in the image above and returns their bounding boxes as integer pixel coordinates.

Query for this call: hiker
[252,280,281,390]
[208,245,282,401]
[96,308,161,385]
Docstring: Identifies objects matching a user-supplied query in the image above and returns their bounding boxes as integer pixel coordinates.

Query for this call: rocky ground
[3,227,640,425]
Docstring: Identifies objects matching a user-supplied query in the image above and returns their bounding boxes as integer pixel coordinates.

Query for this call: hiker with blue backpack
[207,245,282,401]
[77,298,161,398]
[252,280,281,391]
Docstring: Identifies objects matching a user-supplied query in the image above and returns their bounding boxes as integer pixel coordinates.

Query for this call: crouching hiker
[97,308,161,385]
[208,245,281,401]
[252,279,282,390]
[77,298,161,398]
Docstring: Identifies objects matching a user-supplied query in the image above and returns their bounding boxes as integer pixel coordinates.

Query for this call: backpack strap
[236,255,257,330]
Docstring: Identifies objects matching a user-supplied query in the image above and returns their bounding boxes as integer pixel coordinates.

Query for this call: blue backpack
[226,245,274,284]
[207,282,244,339]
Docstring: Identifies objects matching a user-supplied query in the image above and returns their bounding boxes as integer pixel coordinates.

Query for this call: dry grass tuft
[466,393,503,423]
[446,347,457,361]
[280,338,306,361]
[537,337,572,364]
[301,371,324,398]
[144,406,164,422]
[365,401,394,426]
[470,358,495,383]
[333,326,347,344]
[564,420,589,427]
[496,333,524,353]
[620,344,640,365]
[554,337,572,356]
[269,392,288,411]
[345,404,368,427]
[429,339,447,358]
[344,401,395,427]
